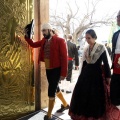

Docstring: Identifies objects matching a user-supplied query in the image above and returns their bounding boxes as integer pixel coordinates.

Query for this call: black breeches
[46,67,61,97]
[110,74,120,105]
[66,60,73,82]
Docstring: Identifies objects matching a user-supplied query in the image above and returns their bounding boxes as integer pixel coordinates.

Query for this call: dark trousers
[110,74,120,105]
[46,67,61,97]
[66,60,73,82]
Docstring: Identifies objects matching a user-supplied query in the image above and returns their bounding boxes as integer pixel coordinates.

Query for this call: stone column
[34,0,49,111]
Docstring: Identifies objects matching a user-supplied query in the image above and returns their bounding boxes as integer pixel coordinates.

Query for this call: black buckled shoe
[44,115,52,120]
[56,104,69,112]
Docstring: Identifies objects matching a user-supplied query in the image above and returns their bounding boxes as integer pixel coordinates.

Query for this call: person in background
[61,34,79,93]
[110,10,120,108]
[24,23,69,120]
[77,46,81,57]
[69,29,111,120]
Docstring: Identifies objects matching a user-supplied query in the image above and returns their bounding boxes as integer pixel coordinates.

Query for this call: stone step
[18,110,62,120]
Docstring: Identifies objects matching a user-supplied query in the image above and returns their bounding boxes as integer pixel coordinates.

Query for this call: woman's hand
[60,76,65,81]
[106,78,111,85]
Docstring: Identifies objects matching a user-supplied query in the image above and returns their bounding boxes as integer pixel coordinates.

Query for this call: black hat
[24,19,34,39]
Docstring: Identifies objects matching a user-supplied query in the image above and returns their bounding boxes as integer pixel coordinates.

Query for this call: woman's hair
[86,29,97,39]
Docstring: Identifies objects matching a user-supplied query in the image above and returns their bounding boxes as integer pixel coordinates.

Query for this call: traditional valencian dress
[68,42,120,120]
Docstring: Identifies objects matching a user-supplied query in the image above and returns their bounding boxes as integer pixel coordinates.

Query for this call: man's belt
[68,57,73,60]
[113,54,120,74]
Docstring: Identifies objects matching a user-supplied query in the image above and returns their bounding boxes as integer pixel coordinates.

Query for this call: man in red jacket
[25,23,69,120]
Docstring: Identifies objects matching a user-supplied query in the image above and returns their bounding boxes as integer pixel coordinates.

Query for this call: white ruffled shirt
[115,33,120,54]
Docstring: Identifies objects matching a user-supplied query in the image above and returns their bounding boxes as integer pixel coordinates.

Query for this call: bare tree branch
[72,0,80,18]
[50,0,113,43]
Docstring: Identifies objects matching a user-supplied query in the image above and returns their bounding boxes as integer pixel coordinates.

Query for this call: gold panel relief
[0,0,34,119]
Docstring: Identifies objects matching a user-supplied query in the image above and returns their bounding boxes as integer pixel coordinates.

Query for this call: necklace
[89,42,96,56]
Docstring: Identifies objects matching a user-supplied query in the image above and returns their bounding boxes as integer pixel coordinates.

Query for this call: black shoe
[66,91,71,94]
[44,115,52,120]
[56,104,69,112]
[61,89,64,92]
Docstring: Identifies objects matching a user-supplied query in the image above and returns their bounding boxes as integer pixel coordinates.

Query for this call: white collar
[47,37,52,41]
[115,33,120,53]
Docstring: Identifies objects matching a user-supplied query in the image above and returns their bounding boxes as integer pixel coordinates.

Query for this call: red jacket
[25,36,68,77]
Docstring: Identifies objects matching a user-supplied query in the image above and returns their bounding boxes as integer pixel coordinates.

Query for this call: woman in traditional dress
[68,29,111,120]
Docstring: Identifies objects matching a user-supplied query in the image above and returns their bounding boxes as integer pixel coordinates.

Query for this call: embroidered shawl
[83,43,105,64]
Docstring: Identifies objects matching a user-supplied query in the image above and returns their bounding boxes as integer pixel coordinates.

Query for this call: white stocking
[65,80,71,91]
[60,80,66,91]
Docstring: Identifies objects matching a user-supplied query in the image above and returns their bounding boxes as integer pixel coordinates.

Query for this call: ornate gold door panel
[0,0,34,119]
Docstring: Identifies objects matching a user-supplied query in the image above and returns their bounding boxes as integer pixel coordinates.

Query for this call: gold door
[0,0,35,119]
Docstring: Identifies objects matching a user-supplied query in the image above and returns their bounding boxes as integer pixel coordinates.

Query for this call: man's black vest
[111,30,120,68]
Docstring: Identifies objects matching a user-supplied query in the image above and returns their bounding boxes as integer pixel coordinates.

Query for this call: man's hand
[106,78,111,85]
[75,66,79,70]
[60,76,65,81]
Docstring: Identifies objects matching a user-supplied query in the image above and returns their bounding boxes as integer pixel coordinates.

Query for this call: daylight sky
[49,0,120,43]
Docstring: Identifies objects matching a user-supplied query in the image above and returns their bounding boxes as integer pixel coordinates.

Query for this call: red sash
[113,54,120,74]
[68,57,73,61]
